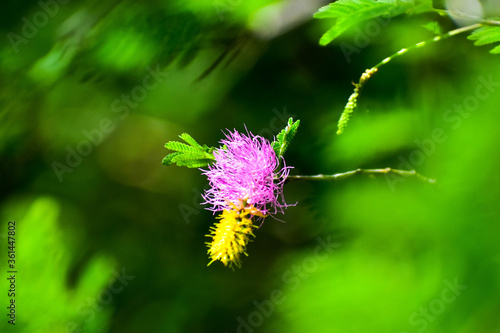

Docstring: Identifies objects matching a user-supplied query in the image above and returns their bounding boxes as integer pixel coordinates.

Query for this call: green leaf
[162,152,182,166]
[179,133,202,149]
[164,141,200,154]
[163,133,216,168]
[314,0,434,46]
[272,118,300,158]
[169,152,215,168]
[468,25,500,54]
[421,21,442,35]
[490,44,500,54]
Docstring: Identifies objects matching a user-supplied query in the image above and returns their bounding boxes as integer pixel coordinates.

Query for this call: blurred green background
[1,1,499,332]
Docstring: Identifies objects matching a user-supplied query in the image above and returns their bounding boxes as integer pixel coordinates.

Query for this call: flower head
[201,130,291,216]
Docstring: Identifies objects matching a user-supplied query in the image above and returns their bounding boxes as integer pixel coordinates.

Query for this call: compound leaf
[272,118,300,158]
[468,25,500,54]
[315,0,434,46]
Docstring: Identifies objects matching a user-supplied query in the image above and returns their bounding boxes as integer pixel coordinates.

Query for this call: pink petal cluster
[201,130,291,215]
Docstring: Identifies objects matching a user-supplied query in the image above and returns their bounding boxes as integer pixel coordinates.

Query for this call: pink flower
[201,130,291,216]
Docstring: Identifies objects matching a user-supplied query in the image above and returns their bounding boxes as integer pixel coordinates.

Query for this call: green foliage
[163,133,216,168]
[337,68,378,135]
[421,21,442,35]
[0,198,115,332]
[272,118,300,158]
[3,1,500,332]
[468,24,500,54]
[314,0,434,46]
[163,120,300,169]
[315,1,499,135]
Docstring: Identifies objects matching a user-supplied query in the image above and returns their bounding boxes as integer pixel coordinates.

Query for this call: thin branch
[286,168,436,185]
[483,20,500,27]
[433,9,500,27]
[372,23,481,69]
[337,21,483,135]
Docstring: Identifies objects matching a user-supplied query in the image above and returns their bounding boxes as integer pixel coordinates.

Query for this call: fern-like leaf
[162,152,183,166]
[179,133,203,149]
[314,0,434,46]
[468,25,500,54]
[163,133,216,168]
[164,141,200,154]
[168,152,215,168]
[272,118,300,158]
